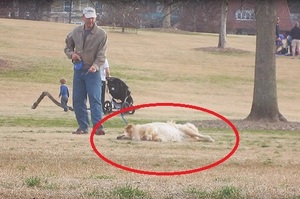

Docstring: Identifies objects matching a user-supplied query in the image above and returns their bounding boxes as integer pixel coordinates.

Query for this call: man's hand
[71,53,81,61]
[88,65,97,73]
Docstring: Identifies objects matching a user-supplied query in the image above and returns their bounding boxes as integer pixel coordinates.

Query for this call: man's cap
[83,7,96,18]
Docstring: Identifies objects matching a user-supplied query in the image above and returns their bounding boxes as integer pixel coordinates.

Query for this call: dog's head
[117,124,135,140]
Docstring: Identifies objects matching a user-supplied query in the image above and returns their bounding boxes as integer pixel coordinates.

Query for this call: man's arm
[64,32,75,59]
[93,33,108,70]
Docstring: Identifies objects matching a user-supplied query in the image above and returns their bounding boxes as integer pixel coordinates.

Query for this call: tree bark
[246,0,287,122]
[67,0,73,24]
[162,0,172,28]
[218,0,229,48]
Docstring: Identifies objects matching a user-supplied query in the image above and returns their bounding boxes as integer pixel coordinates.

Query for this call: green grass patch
[110,184,151,199]
[83,189,104,197]
[0,115,159,128]
[185,186,245,199]
[0,116,77,128]
[25,176,41,187]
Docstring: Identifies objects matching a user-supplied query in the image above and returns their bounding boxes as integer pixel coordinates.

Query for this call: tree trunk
[122,13,125,33]
[218,0,229,48]
[68,0,73,24]
[192,5,197,32]
[246,0,287,122]
[162,0,172,28]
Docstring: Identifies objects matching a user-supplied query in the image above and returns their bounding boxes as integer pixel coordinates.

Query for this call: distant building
[228,0,293,35]
[178,0,294,35]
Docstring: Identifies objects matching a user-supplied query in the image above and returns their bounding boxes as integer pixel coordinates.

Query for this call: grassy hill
[0,18,299,124]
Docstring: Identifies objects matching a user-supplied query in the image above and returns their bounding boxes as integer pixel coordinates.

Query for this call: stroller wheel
[103,101,112,114]
[128,109,135,115]
[121,102,135,115]
[128,105,135,114]
[125,95,135,114]
[121,102,130,114]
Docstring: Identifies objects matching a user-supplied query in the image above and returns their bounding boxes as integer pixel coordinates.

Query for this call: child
[59,78,69,112]
[100,59,110,111]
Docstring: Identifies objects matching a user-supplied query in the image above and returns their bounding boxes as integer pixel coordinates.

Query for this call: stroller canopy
[106,77,131,102]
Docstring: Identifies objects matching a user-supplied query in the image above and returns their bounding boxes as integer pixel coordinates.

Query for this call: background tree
[153,0,182,28]
[0,0,12,18]
[287,0,300,13]
[98,0,140,31]
[162,0,173,28]
[30,0,54,21]
[246,0,286,122]
[0,0,53,20]
[218,0,230,48]
[179,0,221,33]
[65,0,73,23]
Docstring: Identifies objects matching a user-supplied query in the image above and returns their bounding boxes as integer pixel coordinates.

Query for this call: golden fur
[117,122,214,142]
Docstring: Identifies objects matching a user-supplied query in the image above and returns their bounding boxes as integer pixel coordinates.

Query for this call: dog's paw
[205,136,214,142]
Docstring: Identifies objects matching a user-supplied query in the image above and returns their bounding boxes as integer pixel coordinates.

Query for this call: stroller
[103,77,135,115]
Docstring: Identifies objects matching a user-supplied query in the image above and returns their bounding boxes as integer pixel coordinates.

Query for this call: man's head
[82,7,96,29]
[83,7,96,18]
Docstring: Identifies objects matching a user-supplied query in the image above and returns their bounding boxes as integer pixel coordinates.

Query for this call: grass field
[0,18,299,199]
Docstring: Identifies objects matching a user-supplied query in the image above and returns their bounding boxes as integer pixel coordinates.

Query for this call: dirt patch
[194,119,300,131]
[195,46,251,54]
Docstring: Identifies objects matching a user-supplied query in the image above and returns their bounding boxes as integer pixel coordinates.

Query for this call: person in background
[286,35,292,55]
[275,17,282,54]
[64,7,107,135]
[290,21,300,59]
[100,58,110,112]
[58,78,69,112]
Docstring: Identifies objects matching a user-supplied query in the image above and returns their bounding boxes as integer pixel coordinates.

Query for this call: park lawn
[0,18,299,198]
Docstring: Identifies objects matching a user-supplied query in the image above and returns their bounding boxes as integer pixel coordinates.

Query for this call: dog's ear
[125,124,133,131]
[125,124,134,132]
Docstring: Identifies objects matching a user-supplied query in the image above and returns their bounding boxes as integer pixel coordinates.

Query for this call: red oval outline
[90,102,240,176]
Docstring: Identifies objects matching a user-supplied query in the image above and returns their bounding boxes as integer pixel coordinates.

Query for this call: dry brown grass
[1,128,299,198]
[0,19,300,198]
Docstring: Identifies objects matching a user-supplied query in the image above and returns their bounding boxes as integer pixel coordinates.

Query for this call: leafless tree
[179,0,221,33]
[160,0,182,28]
[29,0,54,20]
[246,0,287,122]
[0,0,53,20]
[0,0,13,18]
[98,0,141,31]
[218,0,230,48]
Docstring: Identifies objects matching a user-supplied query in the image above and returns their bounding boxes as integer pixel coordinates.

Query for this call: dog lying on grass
[117,122,214,142]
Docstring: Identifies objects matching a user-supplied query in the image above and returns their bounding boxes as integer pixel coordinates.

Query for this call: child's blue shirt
[59,84,69,98]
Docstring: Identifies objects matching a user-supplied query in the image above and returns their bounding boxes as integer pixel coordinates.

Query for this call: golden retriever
[117,122,214,142]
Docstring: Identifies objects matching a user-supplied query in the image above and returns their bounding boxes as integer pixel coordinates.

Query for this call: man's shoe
[95,128,105,135]
[72,129,88,135]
